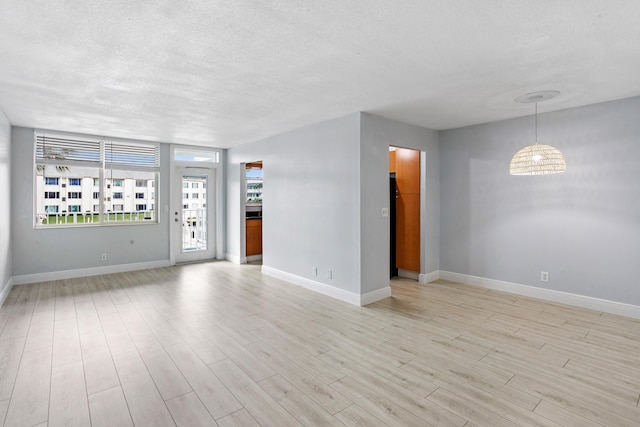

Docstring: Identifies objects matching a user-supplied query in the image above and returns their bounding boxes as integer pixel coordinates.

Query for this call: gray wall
[0,111,11,291]
[11,127,171,276]
[440,96,640,305]
[227,114,362,293]
[360,113,439,293]
[227,112,440,297]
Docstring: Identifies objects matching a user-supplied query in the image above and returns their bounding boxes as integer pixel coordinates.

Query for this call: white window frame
[34,130,160,228]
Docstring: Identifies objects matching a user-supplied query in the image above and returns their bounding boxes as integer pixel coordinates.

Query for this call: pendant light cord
[535,102,538,144]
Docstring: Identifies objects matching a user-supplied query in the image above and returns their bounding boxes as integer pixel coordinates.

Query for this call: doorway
[173,168,216,263]
[244,161,263,263]
[389,146,421,278]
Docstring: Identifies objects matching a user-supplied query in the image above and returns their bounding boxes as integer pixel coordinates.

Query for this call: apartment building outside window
[34,131,160,227]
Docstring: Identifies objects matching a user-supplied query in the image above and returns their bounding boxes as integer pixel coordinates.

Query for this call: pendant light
[509,90,566,175]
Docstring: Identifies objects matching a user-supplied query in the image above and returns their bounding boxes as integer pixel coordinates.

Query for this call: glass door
[174,168,215,263]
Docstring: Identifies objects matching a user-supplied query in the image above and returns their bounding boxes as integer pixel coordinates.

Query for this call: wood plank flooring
[0,261,639,426]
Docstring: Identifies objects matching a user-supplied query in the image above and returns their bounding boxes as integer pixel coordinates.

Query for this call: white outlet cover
[381,208,389,217]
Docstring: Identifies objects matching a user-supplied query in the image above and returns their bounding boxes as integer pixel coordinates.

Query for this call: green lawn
[40,212,152,225]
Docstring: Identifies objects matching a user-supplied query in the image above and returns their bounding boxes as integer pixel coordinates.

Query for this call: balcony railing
[36,211,156,225]
[181,208,207,251]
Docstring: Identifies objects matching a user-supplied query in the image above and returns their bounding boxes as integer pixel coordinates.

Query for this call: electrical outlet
[101,253,107,261]
[312,267,317,276]
[540,271,549,282]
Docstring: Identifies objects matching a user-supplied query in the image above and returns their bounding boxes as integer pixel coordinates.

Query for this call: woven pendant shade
[509,143,566,175]
[510,90,567,176]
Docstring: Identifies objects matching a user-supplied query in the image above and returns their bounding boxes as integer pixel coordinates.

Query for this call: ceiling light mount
[514,90,560,104]
[509,90,566,176]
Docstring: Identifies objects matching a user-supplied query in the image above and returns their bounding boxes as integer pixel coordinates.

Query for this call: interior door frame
[169,145,224,265]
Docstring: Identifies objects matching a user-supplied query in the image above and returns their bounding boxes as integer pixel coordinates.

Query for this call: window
[34,131,159,227]
[192,183,198,188]
[246,167,263,203]
[151,192,154,200]
[183,204,188,209]
[183,193,188,199]
[45,205,59,213]
[136,204,147,211]
[174,148,220,163]
[183,182,188,188]
[192,193,199,199]
[135,193,144,199]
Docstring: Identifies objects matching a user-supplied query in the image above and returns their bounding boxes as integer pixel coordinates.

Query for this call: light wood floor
[0,261,639,426]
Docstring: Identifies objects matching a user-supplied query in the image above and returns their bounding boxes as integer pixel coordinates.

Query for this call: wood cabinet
[246,219,262,256]
[396,193,420,272]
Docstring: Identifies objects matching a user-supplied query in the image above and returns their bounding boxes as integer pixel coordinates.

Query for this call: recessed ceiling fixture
[509,90,567,176]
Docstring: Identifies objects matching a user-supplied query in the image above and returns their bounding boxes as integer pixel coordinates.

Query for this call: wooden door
[394,148,420,272]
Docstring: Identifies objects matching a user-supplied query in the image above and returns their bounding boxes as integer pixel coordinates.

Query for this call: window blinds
[35,131,159,170]
[105,141,159,170]
[35,133,101,165]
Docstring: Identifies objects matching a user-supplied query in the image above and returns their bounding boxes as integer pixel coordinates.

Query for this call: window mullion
[99,140,105,224]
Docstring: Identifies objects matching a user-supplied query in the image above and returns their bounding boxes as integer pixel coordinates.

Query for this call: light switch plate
[381,208,389,217]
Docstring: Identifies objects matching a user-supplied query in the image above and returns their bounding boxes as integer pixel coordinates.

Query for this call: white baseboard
[419,270,440,284]
[262,265,383,307]
[439,271,640,320]
[225,253,246,264]
[10,260,172,286]
[0,277,14,305]
[360,286,392,306]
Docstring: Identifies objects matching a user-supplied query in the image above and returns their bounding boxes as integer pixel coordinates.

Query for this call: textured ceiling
[1,1,639,148]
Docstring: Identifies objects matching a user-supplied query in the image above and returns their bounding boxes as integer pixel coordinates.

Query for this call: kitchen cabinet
[246,218,262,256]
